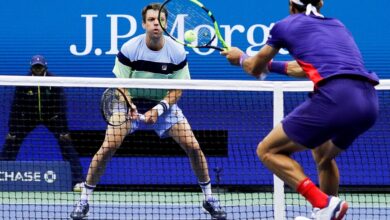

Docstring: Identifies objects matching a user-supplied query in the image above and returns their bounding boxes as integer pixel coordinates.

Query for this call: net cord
[1,75,389,91]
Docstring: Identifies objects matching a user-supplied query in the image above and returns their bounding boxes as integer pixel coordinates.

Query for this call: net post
[273,85,286,220]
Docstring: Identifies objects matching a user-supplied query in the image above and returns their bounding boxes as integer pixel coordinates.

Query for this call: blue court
[1,192,389,219]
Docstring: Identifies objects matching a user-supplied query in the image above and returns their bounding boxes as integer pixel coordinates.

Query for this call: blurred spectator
[0,55,83,190]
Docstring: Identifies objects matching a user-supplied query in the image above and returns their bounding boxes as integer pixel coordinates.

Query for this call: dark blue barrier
[0,161,71,191]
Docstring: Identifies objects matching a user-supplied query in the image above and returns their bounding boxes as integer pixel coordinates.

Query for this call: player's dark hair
[291,0,321,12]
[142,3,168,23]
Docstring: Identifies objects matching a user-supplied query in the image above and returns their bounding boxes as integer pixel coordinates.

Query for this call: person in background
[221,0,379,219]
[0,55,84,191]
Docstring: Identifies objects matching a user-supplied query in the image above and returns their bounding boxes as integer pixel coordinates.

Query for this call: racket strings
[164,0,216,46]
[102,89,129,126]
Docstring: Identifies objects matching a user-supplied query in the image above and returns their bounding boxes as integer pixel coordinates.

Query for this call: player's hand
[129,103,139,120]
[144,109,158,124]
[220,47,244,66]
[256,63,269,80]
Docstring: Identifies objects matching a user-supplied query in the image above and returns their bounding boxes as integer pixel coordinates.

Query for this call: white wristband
[152,100,169,117]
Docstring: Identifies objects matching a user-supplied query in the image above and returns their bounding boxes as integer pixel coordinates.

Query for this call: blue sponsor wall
[0,0,389,187]
[0,0,389,79]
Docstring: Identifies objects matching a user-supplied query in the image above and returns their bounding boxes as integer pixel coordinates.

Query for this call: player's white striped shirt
[113,34,190,101]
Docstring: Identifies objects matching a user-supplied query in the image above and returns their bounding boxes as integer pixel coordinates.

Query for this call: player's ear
[142,22,146,30]
[319,0,323,8]
[288,0,296,14]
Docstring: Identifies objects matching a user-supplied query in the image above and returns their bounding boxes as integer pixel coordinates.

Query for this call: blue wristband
[268,61,288,75]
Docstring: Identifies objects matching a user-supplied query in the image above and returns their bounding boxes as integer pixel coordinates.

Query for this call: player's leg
[257,123,308,189]
[310,79,378,219]
[258,123,349,220]
[71,112,131,219]
[169,119,226,220]
[311,140,342,196]
[169,120,209,183]
[309,141,348,220]
[155,104,211,185]
[86,117,130,185]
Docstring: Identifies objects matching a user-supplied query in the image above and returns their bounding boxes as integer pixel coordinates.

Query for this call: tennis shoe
[70,201,89,219]
[202,197,227,220]
[312,196,348,220]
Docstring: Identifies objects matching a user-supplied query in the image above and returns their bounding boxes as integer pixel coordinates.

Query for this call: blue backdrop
[0,0,389,187]
[0,0,389,79]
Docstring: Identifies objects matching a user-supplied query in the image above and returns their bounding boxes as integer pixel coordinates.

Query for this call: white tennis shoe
[312,196,348,220]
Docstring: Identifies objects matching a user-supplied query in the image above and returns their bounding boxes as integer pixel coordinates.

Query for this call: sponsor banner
[0,161,71,191]
[0,0,388,79]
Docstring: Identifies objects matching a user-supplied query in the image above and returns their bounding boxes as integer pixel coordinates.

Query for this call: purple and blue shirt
[267,13,379,85]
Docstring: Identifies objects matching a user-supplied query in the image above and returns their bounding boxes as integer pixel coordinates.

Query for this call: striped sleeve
[112,57,132,78]
[169,63,191,80]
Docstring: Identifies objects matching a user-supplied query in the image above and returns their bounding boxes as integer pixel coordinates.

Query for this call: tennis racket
[158,0,229,51]
[100,88,144,126]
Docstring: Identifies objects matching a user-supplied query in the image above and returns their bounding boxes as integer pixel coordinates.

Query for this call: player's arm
[162,62,189,105]
[163,89,182,106]
[164,62,189,105]
[221,45,277,78]
[145,88,182,123]
[286,61,305,77]
[243,45,278,77]
[268,60,306,78]
[144,89,177,124]
[221,45,306,78]
[145,63,189,124]
[113,56,138,120]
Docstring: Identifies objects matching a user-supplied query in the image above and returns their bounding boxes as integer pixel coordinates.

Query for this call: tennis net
[0,75,388,219]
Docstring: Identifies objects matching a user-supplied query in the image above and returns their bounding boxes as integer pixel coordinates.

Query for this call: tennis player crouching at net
[70,3,226,220]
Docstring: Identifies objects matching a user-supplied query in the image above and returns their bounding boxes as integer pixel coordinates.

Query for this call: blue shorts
[282,77,378,149]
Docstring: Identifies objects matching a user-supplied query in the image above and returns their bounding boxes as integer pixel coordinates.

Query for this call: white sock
[199,180,213,200]
[80,182,96,203]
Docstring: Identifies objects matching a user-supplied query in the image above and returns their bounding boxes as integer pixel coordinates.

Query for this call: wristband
[152,100,169,116]
[239,54,249,67]
[268,61,288,75]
